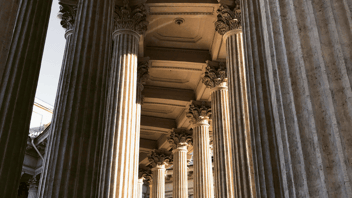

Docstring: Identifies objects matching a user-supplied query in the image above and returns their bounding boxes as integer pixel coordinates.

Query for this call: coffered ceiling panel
[145,3,218,50]
[146,60,205,90]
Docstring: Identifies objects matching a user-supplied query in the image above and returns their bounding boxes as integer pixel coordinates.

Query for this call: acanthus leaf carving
[215,3,242,35]
[186,101,212,124]
[58,2,77,31]
[202,61,227,88]
[148,149,173,167]
[168,128,193,149]
[139,167,152,182]
[114,3,149,35]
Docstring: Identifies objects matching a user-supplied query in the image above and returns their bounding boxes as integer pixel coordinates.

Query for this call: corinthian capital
[139,167,152,182]
[215,2,242,35]
[27,176,38,190]
[58,2,77,32]
[148,149,173,167]
[168,128,193,149]
[114,3,149,35]
[186,101,212,125]
[202,61,227,88]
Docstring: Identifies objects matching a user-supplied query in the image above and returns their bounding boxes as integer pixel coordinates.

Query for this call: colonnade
[0,0,351,197]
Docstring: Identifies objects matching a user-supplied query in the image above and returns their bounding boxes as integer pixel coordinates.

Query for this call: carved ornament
[202,61,227,88]
[186,101,212,124]
[139,167,152,182]
[168,128,193,149]
[114,2,149,35]
[215,2,242,35]
[28,176,38,189]
[58,2,77,31]
[148,149,173,167]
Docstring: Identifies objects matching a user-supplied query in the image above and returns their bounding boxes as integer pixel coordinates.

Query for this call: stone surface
[238,0,285,196]
[240,0,352,197]
[38,0,113,197]
[0,0,20,82]
[186,101,214,198]
[0,0,52,197]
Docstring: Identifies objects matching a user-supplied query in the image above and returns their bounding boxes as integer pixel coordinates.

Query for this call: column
[186,101,214,198]
[133,58,150,198]
[240,0,352,197]
[168,128,192,198]
[216,2,284,197]
[38,0,113,197]
[148,149,173,198]
[137,178,144,198]
[202,61,235,198]
[0,0,52,197]
[0,0,21,80]
[139,167,152,198]
[28,176,38,198]
[99,2,148,197]
[215,3,258,197]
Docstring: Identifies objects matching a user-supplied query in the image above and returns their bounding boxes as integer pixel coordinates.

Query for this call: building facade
[0,0,351,197]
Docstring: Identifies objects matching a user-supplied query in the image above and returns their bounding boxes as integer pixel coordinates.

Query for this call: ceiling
[138,1,225,166]
[59,0,227,167]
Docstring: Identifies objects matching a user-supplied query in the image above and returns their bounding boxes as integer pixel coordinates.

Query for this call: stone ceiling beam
[145,47,211,63]
[140,138,158,150]
[141,115,176,130]
[143,86,195,104]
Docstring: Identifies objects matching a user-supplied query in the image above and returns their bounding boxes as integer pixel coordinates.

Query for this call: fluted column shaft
[210,83,235,198]
[173,145,188,198]
[28,186,38,198]
[151,165,166,198]
[149,180,153,198]
[240,0,352,197]
[28,177,38,198]
[38,0,113,197]
[133,59,149,198]
[137,178,144,198]
[224,30,256,198]
[99,29,139,197]
[192,120,214,198]
[0,0,52,196]
[0,0,21,81]
[132,99,142,198]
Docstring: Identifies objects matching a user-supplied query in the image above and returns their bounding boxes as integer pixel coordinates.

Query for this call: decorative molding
[186,101,211,124]
[58,2,77,31]
[28,176,38,189]
[142,107,175,114]
[140,128,169,135]
[215,3,242,35]
[150,12,213,15]
[143,101,186,108]
[202,60,227,88]
[168,128,193,149]
[148,149,173,167]
[139,167,152,182]
[149,6,214,15]
[151,66,203,72]
[114,3,149,35]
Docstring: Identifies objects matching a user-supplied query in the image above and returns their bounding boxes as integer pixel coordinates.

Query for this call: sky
[35,0,65,106]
